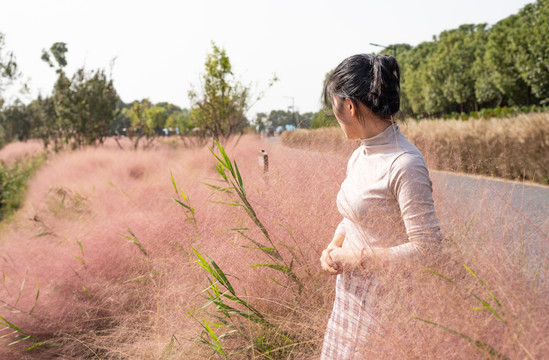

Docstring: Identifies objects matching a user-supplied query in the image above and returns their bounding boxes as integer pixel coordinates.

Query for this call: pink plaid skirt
[320,271,381,359]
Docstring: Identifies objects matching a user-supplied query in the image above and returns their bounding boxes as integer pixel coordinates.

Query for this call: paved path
[432,171,548,283]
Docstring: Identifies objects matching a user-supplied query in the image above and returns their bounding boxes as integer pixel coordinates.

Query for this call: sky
[0,0,534,118]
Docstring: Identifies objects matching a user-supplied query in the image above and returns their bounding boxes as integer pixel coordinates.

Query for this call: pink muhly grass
[0,140,44,165]
[0,134,546,358]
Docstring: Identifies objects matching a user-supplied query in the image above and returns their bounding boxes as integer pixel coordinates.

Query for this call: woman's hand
[320,247,339,275]
[329,248,365,273]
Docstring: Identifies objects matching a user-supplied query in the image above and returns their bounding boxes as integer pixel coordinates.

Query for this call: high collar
[359,122,400,147]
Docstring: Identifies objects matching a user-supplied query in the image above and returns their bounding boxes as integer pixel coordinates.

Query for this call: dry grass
[0,134,547,359]
[282,112,549,185]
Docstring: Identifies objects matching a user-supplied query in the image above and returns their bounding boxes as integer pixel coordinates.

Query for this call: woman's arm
[330,152,442,273]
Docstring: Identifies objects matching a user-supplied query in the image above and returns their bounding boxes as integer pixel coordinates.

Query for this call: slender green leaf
[15,271,27,307]
[203,182,234,193]
[29,281,40,314]
[251,263,292,273]
[170,171,179,195]
[159,336,175,360]
[173,198,191,210]
[210,259,235,295]
[0,316,28,336]
[426,269,455,284]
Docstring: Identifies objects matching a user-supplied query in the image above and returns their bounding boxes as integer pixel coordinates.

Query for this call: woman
[319,54,441,359]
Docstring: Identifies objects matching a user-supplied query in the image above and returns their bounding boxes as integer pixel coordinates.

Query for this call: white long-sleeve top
[335,122,441,259]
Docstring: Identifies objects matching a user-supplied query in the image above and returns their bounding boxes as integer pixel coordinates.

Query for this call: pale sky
[0,0,534,117]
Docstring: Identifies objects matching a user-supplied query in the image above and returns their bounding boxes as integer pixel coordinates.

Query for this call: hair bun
[323,53,401,119]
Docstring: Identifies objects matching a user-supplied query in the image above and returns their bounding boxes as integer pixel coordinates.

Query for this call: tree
[188,42,249,141]
[513,0,549,104]
[164,107,193,135]
[121,99,157,149]
[70,68,119,147]
[40,42,118,150]
[0,32,20,109]
[41,42,68,74]
[399,41,436,116]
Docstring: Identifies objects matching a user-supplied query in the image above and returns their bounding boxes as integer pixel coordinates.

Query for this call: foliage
[189,42,249,141]
[190,249,294,359]
[183,141,310,358]
[208,140,303,290]
[373,0,549,117]
[32,42,119,150]
[0,153,45,221]
[120,99,159,149]
[0,32,20,109]
[310,109,337,129]
[41,42,68,73]
[254,109,313,131]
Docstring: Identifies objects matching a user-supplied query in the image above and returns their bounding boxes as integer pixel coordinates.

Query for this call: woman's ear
[346,98,357,118]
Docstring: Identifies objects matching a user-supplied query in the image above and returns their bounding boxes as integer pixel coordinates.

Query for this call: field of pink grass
[0,135,547,359]
[0,140,43,165]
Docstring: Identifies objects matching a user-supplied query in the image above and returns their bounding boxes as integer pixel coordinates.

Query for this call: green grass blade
[233,160,245,195]
[210,259,236,295]
[203,182,234,193]
[425,269,455,284]
[15,270,27,307]
[251,263,292,274]
[173,198,191,210]
[170,171,178,193]
[0,316,28,336]
[158,336,175,360]
[29,280,40,314]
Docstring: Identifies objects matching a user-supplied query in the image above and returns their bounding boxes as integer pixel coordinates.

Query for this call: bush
[0,154,45,221]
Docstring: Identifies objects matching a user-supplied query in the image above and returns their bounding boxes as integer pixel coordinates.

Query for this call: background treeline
[394,0,548,117]
[0,0,548,147]
[256,0,549,130]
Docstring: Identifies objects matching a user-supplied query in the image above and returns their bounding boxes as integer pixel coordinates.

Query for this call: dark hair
[323,54,400,119]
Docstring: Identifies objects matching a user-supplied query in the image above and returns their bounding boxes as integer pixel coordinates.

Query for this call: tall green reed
[172,140,307,358]
[189,248,294,359]
[206,140,302,293]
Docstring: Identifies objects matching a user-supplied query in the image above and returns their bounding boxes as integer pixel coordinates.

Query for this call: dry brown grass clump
[282,112,549,185]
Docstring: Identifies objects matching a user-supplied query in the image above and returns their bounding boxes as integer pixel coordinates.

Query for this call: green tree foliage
[428,24,488,113]
[189,42,249,141]
[38,42,119,150]
[41,42,68,74]
[0,101,29,143]
[0,32,20,110]
[165,107,193,134]
[474,14,528,106]
[399,41,437,116]
[310,109,337,129]
[371,0,548,117]
[27,96,56,148]
[121,99,157,149]
[513,0,549,104]
[267,110,296,128]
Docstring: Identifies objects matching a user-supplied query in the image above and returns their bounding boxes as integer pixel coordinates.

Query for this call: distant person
[319,54,442,359]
